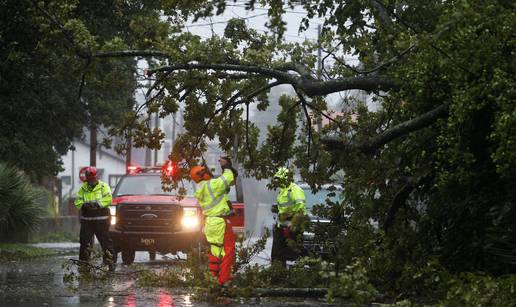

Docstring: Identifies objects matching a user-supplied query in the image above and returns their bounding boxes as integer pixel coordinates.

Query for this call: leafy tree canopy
[0,0,170,178]
[137,0,515,275]
[2,0,515,282]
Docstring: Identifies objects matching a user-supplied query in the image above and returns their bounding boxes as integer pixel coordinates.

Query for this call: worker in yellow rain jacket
[190,157,237,287]
[74,166,116,271]
[270,167,307,266]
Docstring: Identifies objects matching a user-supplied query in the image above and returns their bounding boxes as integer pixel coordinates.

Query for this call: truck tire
[149,250,156,261]
[122,250,135,265]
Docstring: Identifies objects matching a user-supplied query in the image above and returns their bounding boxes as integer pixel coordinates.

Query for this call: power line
[225,3,307,15]
[186,12,268,27]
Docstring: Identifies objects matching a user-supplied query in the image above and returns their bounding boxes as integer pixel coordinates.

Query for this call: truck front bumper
[109,227,204,253]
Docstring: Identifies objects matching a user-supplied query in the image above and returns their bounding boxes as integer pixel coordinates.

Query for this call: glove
[271,204,279,213]
[219,157,238,177]
[221,164,238,177]
[83,201,100,210]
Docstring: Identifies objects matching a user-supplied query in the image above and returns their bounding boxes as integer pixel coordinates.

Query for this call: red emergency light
[162,160,180,179]
[127,164,141,174]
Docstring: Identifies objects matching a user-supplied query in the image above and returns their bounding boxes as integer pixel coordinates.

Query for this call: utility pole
[153,112,159,165]
[171,112,176,155]
[316,24,323,133]
[232,133,244,203]
[90,124,97,167]
[125,137,132,173]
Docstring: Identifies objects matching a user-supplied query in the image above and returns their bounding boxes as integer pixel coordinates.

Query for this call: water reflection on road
[0,248,205,307]
[0,245,334,307]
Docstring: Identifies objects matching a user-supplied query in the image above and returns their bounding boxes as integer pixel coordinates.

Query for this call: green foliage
[234,229,269,272]
[0,163,45,234]
[3,0,515,302]
[440,273,516,306]
[327,259,379,305]
[112,1,516,302]
[0,0,162,178]
[62,246,115,291]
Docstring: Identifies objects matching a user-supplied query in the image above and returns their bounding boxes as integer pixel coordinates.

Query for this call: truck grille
[117,203,182,232]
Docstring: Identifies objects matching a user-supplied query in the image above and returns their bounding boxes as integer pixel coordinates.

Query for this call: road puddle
[1,248,335,306]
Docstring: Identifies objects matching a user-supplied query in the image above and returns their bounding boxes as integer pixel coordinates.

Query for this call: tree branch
[303,99,344,130]
[278,100,303,160]
[92,50,172,59]
[328,44,416,75]
[77,58,91,101]
[322,103,448,154]
[296,90,313,160]
[277,63,315,80]
[245,101,254,167]
[299,76,398,96]
[146,62,398,97]
[383,183,413,231]
[147,63,296,84]
[191,80,286,157]
[369,0,394,28]
[383,173,433,232]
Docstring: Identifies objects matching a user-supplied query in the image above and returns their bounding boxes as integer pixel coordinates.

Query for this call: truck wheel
[149,250,156,261]
[122,250,135,265]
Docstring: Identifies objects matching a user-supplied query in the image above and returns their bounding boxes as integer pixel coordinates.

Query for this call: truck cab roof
[112,171,197,206]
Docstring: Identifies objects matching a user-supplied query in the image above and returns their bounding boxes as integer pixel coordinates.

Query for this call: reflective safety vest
[276,182,306,224]
[194,169,234,217]
[74,180,112,220]
[194,169,235,258]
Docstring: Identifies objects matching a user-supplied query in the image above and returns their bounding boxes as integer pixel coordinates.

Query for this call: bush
[0,163,45,234]
[440,273,516,306]
[327,259,379,304]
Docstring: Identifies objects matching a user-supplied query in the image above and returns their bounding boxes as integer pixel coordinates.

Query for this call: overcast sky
[134,3,374,150]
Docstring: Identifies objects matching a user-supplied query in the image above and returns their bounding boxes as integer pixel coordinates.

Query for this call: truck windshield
[302,187,341,211]
[114,175,196,197]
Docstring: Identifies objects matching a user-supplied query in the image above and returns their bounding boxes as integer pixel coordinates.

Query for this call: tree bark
[146,62,398,96]
[322,104,448,154]
[92,50,172,59]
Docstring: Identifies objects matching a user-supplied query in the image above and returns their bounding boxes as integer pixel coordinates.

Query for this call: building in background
[58,128,127,209]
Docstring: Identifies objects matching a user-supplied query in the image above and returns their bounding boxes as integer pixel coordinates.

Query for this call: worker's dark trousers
[271,224,301,266]
[79,219,116,264]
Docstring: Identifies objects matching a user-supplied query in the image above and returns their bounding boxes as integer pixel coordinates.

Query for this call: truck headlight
[110,206,116,225]
[182,207,199,229]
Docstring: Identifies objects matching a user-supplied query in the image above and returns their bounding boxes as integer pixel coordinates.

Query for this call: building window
[61,176,71,185]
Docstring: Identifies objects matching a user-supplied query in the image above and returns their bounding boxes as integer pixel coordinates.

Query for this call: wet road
[0,244,202,307]
[0,243,334,307]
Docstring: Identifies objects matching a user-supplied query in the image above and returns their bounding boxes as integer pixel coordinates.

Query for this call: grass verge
[30,231,79,243]
[0,243,54,261]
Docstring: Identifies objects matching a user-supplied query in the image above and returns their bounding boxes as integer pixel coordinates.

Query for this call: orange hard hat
[190,165,210,183]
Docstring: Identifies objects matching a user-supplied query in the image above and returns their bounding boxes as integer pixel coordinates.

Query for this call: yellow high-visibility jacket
[194,169,234,257]
[74,180,112,220]
[276,182,306,225]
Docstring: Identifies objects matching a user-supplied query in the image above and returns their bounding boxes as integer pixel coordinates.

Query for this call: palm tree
[0,163,45,236]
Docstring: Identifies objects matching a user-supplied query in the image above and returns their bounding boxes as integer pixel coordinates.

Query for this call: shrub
[439,273,516,306]
[0,163,45,234]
